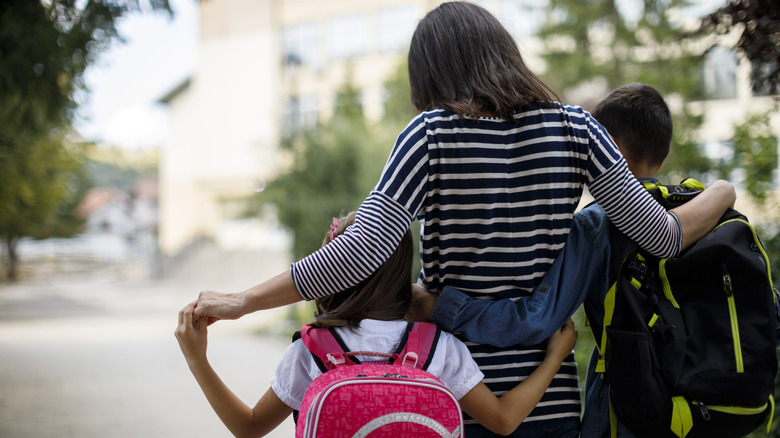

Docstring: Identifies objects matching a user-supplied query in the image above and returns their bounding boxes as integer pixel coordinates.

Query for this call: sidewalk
[0,243,300,437]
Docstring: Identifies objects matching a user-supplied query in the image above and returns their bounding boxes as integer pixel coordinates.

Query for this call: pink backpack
[295,322,464,438]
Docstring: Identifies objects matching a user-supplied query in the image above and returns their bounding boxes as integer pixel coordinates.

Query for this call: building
[158,0,778,256]
[158,0,437,255]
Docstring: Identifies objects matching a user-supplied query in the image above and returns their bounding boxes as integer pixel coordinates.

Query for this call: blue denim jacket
[431,201,613,347]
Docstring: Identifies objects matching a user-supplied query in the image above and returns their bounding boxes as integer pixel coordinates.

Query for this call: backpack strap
[300,325,359,372]
[300,322,442,372]
[396,321,441,371]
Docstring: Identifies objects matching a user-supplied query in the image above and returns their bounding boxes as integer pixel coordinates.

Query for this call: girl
[176,213,578,437]
[193,2,735,435]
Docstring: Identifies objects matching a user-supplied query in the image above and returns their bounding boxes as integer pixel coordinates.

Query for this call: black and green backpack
[590,179,779,438]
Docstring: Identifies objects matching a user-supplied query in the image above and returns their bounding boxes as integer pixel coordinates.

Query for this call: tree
[255,62,417,263]
[700,0,780,95]
[717,109,779,202]
[257,81,383,261]
[0,0,171,280]
[537,0,713,182]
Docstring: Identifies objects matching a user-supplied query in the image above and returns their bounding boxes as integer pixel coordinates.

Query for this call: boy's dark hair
[312,212,413,330]
[591,83,673,168]
[408,1,558,121]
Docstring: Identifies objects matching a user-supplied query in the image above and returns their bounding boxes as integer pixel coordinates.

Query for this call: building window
[285,95,318,136]
[377,6,417,53]
[282,22,319,70]
[702,48,738,100]
[330,14,366,60]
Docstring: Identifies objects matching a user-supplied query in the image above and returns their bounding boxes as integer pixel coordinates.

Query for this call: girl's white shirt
[270,319,484,410]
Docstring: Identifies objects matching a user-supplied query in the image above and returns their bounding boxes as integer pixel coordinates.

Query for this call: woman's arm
[175,302,293,437]
[670,179,736,250]
[458,320,577,436]
[194,271,302,322]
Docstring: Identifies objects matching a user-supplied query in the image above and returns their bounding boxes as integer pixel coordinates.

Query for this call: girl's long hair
[408,1,559,121]
[312,212,413,330]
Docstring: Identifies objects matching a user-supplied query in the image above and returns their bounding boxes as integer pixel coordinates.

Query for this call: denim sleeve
[431,209,612,347]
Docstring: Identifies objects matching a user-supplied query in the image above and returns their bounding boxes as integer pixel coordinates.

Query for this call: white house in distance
[158,0,778,258]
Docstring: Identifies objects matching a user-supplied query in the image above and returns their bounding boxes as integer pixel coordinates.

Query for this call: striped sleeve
[291,115,430,300]
[589,157,682,258]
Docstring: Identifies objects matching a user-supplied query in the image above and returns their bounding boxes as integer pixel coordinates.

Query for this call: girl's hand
[546,319,577,362]
[175,301,209,368]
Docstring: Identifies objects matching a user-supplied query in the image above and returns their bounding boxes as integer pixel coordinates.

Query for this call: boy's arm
[408,213,609,347]
[458,320,577,435]
[175,302,292,437]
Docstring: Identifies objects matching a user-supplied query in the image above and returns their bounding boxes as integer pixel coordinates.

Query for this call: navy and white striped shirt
[291,103,682,425]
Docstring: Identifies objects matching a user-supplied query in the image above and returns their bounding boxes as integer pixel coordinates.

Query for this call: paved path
[0,245,300,437]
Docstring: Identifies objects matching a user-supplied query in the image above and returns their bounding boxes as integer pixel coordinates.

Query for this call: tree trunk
[3,235,18,282]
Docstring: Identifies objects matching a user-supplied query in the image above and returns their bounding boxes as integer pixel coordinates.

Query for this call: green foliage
[254,60,420,278]
[258,81,389,260]
[723,110,779,202]
[0,0,170,280]
[658,108,712,183]
[538,0,712,176]
[85,146,158,192]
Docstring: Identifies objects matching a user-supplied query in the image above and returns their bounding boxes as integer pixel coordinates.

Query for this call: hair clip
[330,217,339,241]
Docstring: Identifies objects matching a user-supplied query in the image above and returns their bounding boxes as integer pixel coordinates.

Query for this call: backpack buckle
[628,257,647,280]
[402,352,419,367]
[327,353,346,365]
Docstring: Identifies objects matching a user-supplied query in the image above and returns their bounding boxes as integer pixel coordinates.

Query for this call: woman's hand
[193,290,246,324]
[175,301,209,368]
[546,319,577,362]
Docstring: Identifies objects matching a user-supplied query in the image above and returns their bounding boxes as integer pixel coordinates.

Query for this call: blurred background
[0,0,778,436]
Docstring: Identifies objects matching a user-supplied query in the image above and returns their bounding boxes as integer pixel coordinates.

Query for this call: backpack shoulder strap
[300,325,359,372]
[395,321,441,371]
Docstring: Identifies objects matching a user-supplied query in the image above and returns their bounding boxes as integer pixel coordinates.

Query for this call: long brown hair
[312,212,413,330]
[408,1,559,121]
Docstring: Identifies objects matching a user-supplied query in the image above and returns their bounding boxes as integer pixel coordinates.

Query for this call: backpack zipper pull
[722,273,733,297]
[694,401,711,421]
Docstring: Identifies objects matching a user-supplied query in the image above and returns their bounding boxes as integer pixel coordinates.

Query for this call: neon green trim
[705,402,767,415]
[679,178,706,191]
[671,396,693,438]
[648,313,659,327]
[659,259,681,309]
[642,180,670,198]
[641,180,658,191]
[724,273,744,372]
[598,282,618,372]
[722,219,776,293]
[631,277,642,289]
[768,396,775,434]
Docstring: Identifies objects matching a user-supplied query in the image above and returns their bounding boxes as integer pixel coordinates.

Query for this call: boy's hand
[175,301,209,367]
[546,319,577,361]
[405,283,438,322]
